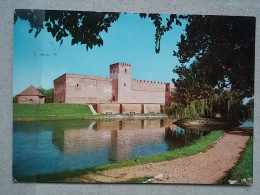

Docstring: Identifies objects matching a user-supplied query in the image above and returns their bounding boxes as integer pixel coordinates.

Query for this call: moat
[13,118,229,178]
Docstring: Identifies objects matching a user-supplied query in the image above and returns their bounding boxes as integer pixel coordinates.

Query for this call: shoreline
[13,113,168,122]
[173,118,242,128]
[15,131,224,182]
[63,131,250,184]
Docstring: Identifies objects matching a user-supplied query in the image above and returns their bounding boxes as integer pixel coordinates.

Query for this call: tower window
[124,83,126,87]
[125,69,127,73]
[77,84,79,87]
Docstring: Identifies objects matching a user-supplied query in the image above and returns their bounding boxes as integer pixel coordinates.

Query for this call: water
[13,119,212,178]
[239,120,254,127]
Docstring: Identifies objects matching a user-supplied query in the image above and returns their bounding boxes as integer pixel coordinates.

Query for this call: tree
[37,87,54,103]
[14,9,120,51]
[165,15,255,121]
[173,15,255,100]
[14,9,184,53]
[13,96,17,103]
[165,90,248,121]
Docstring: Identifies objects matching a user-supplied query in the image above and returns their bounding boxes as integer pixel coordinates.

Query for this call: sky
[13,12,186,95]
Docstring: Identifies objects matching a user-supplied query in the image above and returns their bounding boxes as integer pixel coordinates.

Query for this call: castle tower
[110,63,133,103]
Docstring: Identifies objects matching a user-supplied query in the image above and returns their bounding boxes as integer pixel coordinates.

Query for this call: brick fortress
[54,63,174,114]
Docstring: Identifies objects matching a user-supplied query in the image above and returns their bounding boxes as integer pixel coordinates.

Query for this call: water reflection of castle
[52,119,175,162]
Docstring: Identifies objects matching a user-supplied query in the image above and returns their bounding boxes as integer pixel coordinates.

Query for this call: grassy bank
[230,138,253,180]
[218,138,253,184]
[16,130,224,182]
[13,103,168,121]
[13,104,94,120]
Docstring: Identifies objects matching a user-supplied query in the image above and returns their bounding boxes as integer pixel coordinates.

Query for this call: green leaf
[139,13,147,19]
[71,37,77,45]
[34,29,41,38]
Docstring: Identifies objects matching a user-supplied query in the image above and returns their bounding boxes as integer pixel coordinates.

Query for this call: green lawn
[230,138,253,180]
[13,104,93,120]
[16,130,224,182]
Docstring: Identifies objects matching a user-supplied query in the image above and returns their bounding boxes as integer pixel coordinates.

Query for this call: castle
[54,63,174,114]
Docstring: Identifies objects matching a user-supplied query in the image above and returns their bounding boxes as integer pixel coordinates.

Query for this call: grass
[13,104,167,121]
[217,137,253,184]
[120,176,153,183]
[13,104,94,120]
[15,130,224,182]
[230,138,253,180]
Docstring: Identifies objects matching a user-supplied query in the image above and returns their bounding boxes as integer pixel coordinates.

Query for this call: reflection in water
[164,127,210,150]
[239,120,254,127]
[52,119,174,162]
[13,119,210,177]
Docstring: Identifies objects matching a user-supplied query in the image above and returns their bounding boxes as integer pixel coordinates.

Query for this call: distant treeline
[37,87,54,103]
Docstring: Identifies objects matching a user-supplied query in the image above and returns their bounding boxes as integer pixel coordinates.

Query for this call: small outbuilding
[16,85,45,104]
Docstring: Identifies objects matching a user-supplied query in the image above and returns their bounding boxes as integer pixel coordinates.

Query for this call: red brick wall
[17,95,45,104]
[96,103,121,114]
[109,63,170,104]
[110,63,133,103]
[143,104,161,114]
[131,79,168,104]
[65,74,113,103]
[121,104,142,114]
[112,79,118,102]
[54,74,66,103]
[53,63,175,106]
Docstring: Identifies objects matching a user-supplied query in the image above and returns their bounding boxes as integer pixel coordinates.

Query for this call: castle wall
[143,104,161,114]
[121,104,142,114]
[131,79,168,104]
[131,79,166,92]
[96,103,121,114]
[111,79,118,102]
[54,74,66,103]
[53,63,175,111]
[65,74,113,104]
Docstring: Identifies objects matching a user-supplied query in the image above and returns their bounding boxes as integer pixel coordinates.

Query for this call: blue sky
[13,12,186,95]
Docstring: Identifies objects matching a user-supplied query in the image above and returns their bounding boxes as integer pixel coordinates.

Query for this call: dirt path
[64,131,250,184]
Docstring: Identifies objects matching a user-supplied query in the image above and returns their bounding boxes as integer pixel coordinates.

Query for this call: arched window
[125,69,127,73]
[124,83,126,87]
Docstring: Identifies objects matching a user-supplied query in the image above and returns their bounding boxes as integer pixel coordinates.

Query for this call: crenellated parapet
[119,62,132,67]
[110,62,132,67]
[132,78,167,85]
